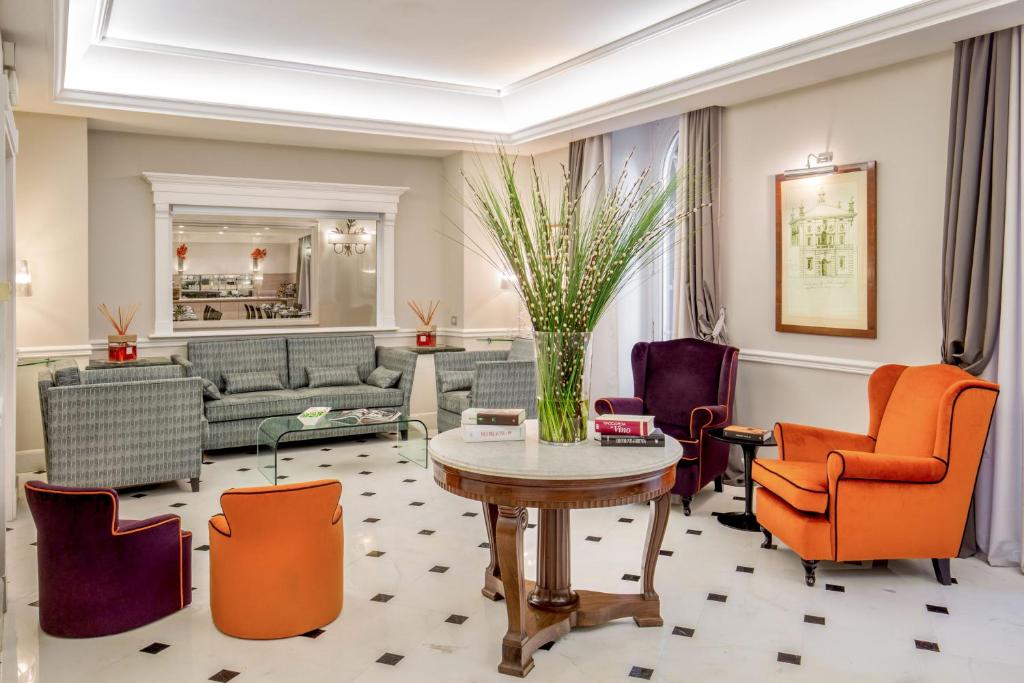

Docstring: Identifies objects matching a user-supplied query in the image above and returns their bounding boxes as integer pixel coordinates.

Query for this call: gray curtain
[296,235,312,312]
[941,29,1012,374]
[676,106,726,343]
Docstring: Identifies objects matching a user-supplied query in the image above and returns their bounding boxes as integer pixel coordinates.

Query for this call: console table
[429,421,682,677]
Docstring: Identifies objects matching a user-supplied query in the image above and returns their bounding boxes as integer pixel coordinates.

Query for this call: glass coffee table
[256,413,428,484]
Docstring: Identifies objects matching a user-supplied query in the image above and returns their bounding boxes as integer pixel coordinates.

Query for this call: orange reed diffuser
[408,299,439,347]
[99,303,139,362]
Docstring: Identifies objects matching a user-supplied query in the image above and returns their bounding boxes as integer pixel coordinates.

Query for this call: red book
[594,415,655,437]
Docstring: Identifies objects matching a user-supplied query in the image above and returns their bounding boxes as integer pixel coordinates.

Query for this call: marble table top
[429,420,682,481]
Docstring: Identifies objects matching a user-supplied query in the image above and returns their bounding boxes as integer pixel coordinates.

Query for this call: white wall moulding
[737,348,885,376]
[16,344,93,359]
[144,172,406,338]
[53,0,1024,148]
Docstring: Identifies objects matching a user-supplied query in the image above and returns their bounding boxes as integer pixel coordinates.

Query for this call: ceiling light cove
[56,0,1024,144]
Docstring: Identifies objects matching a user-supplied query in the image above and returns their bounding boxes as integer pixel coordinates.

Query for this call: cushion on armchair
[438,370,474,393]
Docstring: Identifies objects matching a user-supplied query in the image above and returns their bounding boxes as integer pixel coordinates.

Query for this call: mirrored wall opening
[170,210,378,330]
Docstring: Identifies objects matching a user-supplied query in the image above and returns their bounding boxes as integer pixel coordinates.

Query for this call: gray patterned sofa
[38,361,204,490]
[175,334,417,450]
[434,338,537,432]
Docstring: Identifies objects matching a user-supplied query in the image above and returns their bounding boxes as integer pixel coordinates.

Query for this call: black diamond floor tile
[418,529,435,535]
[926,604,949,614]
[359,471,372,475]
[479,542,490,549]
[209,670,240,682]
[628,666,654,680]
[409,501,425,507]
[804,614,826,625]
[361,492,376,497]
[672,626,695,637]
[445,614,469,624]
[376,652,403,666]
[736,565,754,573]
[196,545,210,552]
[366,550,385,557]
[169,503,186,508]
[659,550,674,557]
[915,640,940,652]
[301,628,325,639]
[618,517,634,523]
[778,652,802,665]
[586,536,602,542]
[363,517,380,523]
[140,642,169,654]
[825,584,846,593]
[462,511,478,517]
[131,493,147,499]
[707,593,727,603]
[371,593,394,603]
[622,573,640,582]
[429,565,449,573]
[686,529,703,535]
[318,464,332,468]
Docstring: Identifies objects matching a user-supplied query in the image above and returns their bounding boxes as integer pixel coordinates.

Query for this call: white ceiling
[103,0,703,89]
[5,0,1024,152]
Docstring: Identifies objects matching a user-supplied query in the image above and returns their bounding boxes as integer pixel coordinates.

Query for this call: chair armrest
[209,513,231,537]
[594,397,644,415]
[826,450,946,484]
[471,361,537,415]
[332,505,343,525]
[171,354,194,376]
[117,514,182,535]
[774,423,875,463]
[691,404,729,434]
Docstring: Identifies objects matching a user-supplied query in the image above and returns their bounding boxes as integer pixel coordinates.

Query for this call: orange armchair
[209,479,343,638]
[753,364,998,586]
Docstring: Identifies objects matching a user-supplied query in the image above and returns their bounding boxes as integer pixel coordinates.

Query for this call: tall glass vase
[534,330,591,445]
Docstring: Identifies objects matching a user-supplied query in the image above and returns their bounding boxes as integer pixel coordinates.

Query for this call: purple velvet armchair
[595,338,739,515]
[25,481,193,637]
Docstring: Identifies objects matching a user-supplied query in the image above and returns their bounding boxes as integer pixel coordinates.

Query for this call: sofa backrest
[188,338,288,391]
[285,335,376,388]
[633,338,731,430]
[82,365,185,384]
[875,364,976,458]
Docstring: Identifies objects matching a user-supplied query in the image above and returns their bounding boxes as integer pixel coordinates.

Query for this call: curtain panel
[943,26,1023,571]
[675,107,726,343]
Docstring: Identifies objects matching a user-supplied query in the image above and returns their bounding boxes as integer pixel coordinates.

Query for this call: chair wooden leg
[801,559,818,586]
[713,475,723,492]
[760,527,773,549]
[190,477,200,493]
[932,558,952,586]
[681,496,692,516]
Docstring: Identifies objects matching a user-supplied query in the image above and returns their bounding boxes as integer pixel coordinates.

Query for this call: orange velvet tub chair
[752,364,998,587]
[209,479,343,638]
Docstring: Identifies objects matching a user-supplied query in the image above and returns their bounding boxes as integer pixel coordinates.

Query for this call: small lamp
[15,259,31,297]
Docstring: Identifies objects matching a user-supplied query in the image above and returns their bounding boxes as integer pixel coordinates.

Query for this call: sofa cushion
[203,390,301,423]
[438,370,474,393]
[201,378,222,401]
[751,459,829,514]
[292,385,404,411]
[306,365,361,388]
[286,335,376,388]
[367,366,401,389]
[438,390,471,414]
[223,371,285,395]
[189,338,288,391]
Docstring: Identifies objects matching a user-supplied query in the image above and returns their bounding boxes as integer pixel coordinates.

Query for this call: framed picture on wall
[775,161,876,338]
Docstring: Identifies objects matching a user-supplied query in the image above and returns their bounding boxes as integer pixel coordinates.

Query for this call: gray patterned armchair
[434,338,537,432]
[37,360,205,490]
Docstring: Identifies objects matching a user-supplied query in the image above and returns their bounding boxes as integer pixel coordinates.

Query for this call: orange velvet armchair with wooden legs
[752,364,998,587]
[209,479,343,639]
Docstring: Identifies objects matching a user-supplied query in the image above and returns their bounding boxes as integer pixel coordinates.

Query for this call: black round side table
[707,428,776,532]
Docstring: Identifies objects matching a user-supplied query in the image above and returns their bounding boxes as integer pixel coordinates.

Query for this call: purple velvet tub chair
[25,481,193,637]
[596,338,739,516]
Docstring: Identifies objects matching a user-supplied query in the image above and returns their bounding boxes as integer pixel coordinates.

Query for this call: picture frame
[774,161,876,338]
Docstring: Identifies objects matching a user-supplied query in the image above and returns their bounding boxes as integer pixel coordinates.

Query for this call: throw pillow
[507,337,536,361]
[53,364,82,386]
[366,366,402,389]
[201,378,222,401]
[222,371,284,394]
[439,370,474,393]
[307,365,361,388]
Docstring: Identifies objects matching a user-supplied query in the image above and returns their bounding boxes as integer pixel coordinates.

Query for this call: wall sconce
[785,151,837,177]
[15,259,31,297]
[327,219,373,256]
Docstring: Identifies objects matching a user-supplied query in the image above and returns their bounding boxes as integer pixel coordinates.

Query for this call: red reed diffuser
[99,303,139,362]
[408,299,439,347]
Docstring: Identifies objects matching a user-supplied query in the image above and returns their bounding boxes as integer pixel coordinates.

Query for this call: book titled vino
[594,415,656,437]
[475,408,526,426]
[600,429,665,448]
[462,424,526,443]
[722,425,771,443]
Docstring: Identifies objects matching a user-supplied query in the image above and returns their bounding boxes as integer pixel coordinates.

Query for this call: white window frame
[144,172,406,338]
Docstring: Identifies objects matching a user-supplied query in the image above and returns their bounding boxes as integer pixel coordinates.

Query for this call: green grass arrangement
[462,148,683,443]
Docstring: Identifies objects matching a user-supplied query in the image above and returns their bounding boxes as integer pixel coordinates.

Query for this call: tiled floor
[4,434,1024,682]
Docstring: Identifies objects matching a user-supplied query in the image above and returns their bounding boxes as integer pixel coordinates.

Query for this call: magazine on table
[330,408,402,426]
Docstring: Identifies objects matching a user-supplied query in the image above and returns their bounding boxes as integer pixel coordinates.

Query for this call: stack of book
[722,425,772,443]
[594,415,664,447]
[461,408,526,442]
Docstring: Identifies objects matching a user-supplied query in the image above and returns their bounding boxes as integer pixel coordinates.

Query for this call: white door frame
[0,73,18,527]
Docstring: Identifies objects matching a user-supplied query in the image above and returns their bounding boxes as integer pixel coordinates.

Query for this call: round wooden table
[430,421,682,678]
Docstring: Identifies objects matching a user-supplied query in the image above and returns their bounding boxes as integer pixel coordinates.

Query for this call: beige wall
[13,113,91,464]
[721,52,953,433]
[87,130,449,338]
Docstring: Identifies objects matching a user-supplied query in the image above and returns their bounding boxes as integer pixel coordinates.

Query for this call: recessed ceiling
[36,0,1024,147]
[103,0,703,89]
